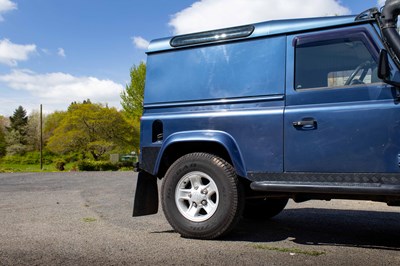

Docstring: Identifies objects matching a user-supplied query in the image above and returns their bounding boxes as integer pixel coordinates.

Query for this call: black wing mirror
[378,49,400,98]
[378,49,390,80]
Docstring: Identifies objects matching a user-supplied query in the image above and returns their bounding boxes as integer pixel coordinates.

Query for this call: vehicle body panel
[284,24,400,173]
[134,5,400,219]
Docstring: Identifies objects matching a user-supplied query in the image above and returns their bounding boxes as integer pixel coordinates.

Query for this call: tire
[243,198,288,220]
[161,152,243,239]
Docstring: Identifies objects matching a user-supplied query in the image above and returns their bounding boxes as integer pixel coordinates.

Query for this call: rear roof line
[147,15,372,54]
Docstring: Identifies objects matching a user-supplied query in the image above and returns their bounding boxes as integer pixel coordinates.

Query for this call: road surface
[0,172,399,265]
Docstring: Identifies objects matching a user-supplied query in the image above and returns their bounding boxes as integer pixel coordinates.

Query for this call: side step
[250,181,400,196]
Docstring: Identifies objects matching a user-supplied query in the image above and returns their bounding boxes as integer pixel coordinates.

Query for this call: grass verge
[0,162,76,173]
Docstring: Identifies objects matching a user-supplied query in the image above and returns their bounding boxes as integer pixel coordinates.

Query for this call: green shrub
[1,155,18,164]
[2,152,55,165]
[61,152,83,163]
[71,163,78,171]
[6,143,27,156]
[77,160,119,171]
[20,152,40,164]
[77,160,95,171]
[117,160,135,168]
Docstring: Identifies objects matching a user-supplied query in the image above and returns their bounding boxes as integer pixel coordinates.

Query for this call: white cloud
[41,48,51,55]
[0,69,124,114]
[169,0,351,35]
[132,36,150,50]
[0,39,36,66]
[0,0,16,21]
[57,48,66,57]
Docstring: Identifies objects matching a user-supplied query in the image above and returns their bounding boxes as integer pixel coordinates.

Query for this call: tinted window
[295,33,379,90]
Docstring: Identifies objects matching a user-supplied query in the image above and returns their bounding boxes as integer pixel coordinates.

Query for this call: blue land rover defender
[133,0,400,239]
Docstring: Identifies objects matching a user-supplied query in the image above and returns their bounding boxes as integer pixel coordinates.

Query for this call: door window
[294,31,380,90]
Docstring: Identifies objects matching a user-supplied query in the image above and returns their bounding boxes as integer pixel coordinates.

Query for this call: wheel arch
[154,130,247,178]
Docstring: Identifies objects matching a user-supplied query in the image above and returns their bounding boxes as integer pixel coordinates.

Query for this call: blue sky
[0,0,385,116]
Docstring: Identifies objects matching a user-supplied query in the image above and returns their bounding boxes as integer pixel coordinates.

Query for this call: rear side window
[144,36,286,104]
[294,29,380,90]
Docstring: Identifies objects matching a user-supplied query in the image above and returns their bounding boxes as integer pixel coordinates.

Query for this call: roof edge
[147,15,371,54]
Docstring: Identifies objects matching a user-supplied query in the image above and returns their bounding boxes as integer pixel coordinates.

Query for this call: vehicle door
[284,24,400,173]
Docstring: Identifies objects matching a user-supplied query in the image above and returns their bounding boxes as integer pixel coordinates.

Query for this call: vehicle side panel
[284,24,400,173]
[140,36,287,178]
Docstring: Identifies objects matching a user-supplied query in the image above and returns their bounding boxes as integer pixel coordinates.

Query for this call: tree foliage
[9,106,28,136]
[47,101,135,160]
[26,110,41,152]
[0,130,5,157]
[5,130,27,155]
[43,111,66,144]
[0,116,7,156]
[120,62,146,121]
[6,106,29,155]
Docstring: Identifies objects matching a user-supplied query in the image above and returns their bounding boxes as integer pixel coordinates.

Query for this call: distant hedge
[77,160,119,171]
[1,152,53,165]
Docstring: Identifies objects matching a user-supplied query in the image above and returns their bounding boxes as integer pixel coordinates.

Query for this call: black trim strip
[248,172,400,184]
[170,25,254,47]
[144,94,284,109]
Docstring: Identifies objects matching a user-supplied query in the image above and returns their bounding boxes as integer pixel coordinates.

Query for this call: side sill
[250,181,400,196]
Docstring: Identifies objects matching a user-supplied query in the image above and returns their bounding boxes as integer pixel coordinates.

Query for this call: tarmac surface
[0,171,399,265]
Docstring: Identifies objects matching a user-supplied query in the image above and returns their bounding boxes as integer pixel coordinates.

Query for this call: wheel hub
[175,171,219,222]
[191,189,206,204]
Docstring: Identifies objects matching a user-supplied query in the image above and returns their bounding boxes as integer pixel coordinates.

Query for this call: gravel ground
[0,172,399,265]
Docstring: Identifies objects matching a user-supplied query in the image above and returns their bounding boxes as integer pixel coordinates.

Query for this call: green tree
[43,111,66,144]
[120,62,146,121]
[9,106,28,137]
[47,102,135,160]
[0,116,7,156]
[123,116,140,152]
[5,130,27,155]
[26,110,41,151]
[0,130,5,157]
[6,106,29,155]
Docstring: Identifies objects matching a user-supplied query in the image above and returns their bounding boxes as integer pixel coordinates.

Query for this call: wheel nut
[194,186,199,190]
[188,193,192,198]
[202,189,208,194]
[193,202,197,207]
[201,200,207,206]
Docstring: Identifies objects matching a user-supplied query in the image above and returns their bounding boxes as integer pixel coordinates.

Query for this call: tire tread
[161,152,243,239]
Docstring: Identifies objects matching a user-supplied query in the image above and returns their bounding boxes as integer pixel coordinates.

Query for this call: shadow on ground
[220,208,400,251]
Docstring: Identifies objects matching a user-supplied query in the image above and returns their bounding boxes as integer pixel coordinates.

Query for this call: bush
[20,152,40,164]
[61,152,83,163]
[6,144,27,156]
[77,160,119,171]
[2,154,32,164]
[117,160,135,168]
[2,151,55,165]
[77,160,95,171]
[55,159,66,171]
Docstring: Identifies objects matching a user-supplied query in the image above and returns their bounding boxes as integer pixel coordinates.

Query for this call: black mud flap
[132,171,159,216]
